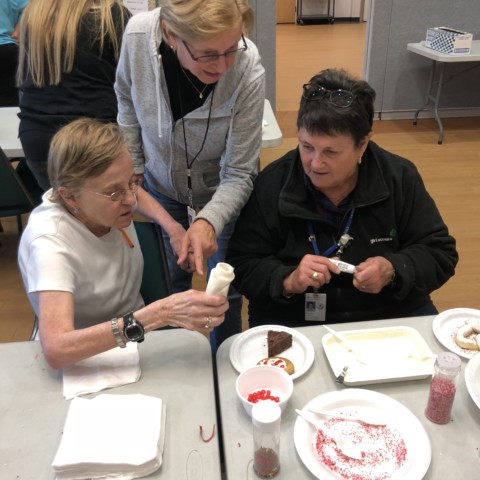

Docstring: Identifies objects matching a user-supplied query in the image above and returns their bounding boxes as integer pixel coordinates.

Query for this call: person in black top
[17,0,130,191]
[227,68,458,328]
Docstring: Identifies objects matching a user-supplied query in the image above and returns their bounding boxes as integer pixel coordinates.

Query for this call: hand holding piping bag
[328,259,357,274]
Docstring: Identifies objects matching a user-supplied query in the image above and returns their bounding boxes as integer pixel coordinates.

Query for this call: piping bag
[205,262,235,297]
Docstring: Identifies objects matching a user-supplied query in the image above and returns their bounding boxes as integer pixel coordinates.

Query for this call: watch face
[123,313,145,343]
[125,324,143,341]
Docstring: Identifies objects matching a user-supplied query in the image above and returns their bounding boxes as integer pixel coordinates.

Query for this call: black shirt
[159,41,215,122]
[18,4,131,134]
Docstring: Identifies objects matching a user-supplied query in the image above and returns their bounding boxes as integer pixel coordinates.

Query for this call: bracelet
[111,318,126,348]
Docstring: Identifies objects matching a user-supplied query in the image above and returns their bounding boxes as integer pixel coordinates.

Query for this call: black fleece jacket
[227,141,458,327]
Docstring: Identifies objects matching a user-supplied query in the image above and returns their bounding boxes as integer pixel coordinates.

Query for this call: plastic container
[252,401,281,478]
[425,351,461,424]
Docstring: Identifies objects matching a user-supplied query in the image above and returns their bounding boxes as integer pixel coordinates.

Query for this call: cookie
[257,356,295,375]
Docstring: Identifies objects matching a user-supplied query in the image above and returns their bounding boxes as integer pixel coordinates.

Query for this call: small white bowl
[235,365,294,417]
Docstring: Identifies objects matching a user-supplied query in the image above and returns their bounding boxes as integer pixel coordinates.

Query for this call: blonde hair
[18,0,126,87]
[159,0,254,41]
[48,118,128,203]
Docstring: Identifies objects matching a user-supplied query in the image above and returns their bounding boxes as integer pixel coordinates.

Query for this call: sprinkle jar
[252,401,281,478]
[425,351,461,424]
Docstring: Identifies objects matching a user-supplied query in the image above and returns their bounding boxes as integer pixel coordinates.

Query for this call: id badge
[187,205,197,226]
[305,292,326,321]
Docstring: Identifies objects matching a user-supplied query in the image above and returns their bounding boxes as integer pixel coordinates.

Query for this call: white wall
[335,0,361,18]
[298,0,363,19]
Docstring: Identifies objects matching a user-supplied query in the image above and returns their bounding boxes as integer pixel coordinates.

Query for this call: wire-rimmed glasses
[302,83,355,108]
[81,180,139,202]
[182,34,248,63]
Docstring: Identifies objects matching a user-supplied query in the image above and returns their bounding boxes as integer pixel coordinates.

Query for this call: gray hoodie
[115,8,266,235]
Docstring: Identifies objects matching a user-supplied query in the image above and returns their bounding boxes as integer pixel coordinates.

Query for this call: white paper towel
[205,262,235,297]
[63,343,141,400]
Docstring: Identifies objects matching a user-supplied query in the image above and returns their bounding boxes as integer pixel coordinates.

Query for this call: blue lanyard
[307,209,355,257]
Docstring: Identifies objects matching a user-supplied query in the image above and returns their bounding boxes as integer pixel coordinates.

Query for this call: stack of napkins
[53,394,166,479]
[63,343,141,399]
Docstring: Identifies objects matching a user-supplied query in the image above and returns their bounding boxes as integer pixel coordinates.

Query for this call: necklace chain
[180,66,208,99]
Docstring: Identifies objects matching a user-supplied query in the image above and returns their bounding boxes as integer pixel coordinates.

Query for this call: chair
[134,220,173,305]
[0,147,41,235]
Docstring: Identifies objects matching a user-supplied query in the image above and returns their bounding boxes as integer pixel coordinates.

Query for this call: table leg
[433,62,445,144]
[412,60,445,144]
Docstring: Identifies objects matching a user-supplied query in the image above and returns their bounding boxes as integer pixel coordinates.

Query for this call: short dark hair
[297,68,376,148]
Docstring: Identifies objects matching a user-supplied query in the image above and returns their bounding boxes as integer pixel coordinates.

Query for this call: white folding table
[407,40,480,144]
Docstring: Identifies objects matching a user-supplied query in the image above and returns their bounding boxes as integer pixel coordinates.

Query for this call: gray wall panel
[249,0,277,109]
[365,0,480,117]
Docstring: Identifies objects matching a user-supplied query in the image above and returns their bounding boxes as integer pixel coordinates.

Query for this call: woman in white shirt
[18,118,228,369]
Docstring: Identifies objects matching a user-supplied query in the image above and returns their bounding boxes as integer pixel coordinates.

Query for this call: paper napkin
[205,262,235,297]
[53,394,165,480]
[63,343,141,400]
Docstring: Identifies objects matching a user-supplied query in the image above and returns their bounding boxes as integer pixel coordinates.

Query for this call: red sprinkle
[314,417,407,480]
[425,376,456,424]
[247,389,280,404]
[254,446,280,478]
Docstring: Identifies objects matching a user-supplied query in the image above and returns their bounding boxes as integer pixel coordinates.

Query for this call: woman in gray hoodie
[115,0,265,350]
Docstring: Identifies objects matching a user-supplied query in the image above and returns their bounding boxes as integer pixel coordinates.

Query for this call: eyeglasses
[81,181,139,202]
[182,34,248,63]
[302,84,355,108]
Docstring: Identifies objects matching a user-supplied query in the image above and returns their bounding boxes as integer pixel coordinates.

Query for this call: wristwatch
[123,312,145,343]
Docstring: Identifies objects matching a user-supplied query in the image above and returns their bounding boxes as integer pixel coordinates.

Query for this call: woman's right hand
[282,254,341,295]
[137,290,228,333]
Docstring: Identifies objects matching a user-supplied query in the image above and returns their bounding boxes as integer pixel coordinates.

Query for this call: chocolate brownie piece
[267,330,292,357]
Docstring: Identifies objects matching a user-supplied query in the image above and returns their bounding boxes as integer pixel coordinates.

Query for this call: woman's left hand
[177,219,218,275]
[353,257,395,293]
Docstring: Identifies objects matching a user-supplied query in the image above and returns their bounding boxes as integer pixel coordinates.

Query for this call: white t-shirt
[18,192,144,329]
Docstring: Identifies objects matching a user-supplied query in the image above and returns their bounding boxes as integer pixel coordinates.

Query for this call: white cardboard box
[425,27,473,55]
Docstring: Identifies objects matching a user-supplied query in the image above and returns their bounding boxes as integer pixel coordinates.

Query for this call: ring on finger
[204,316,212,329]
[312,271,319,280]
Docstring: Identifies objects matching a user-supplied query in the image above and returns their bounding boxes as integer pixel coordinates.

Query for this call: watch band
[111,318,126,348]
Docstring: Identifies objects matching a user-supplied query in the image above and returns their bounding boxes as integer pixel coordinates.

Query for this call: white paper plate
[294,389,431,480]
[432,308,480,359]
[229,325,314,380]
[322,326,434,386]
[465,353,480,409]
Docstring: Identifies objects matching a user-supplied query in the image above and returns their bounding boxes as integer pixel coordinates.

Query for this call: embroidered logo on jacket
[370,228,397,245]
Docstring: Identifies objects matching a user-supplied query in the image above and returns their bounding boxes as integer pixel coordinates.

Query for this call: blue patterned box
[425,27,472,55]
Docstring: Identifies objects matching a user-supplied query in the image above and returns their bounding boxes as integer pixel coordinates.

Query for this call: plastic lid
[436,351,461,374]
[252,401,281,431]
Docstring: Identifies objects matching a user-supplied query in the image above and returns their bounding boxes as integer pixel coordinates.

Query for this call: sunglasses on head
[302,84,355,108]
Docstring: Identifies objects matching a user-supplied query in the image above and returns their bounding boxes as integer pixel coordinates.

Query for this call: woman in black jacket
[227,68,458,328]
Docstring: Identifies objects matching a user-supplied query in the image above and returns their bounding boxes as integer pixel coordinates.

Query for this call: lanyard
[181,90,214,209]
[175,58,215,209]
[307,209,355,257]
